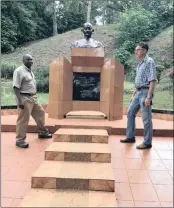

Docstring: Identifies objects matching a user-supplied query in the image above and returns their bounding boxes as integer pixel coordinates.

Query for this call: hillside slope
[148,25,173,67]
[126,25,173,81]
[1,24,119,68]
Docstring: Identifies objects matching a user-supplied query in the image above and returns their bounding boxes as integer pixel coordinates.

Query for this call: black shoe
[136,143,152,149]
[38,133,52,139]
[120,138,136,143]
[16,142,29,148]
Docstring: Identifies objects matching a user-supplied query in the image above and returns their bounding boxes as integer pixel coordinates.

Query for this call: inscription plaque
[73,72,100,101]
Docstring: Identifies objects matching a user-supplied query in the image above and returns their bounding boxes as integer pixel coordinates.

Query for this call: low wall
[1,105,173,121]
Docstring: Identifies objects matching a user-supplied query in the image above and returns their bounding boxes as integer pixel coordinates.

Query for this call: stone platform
[1,112,173,207]
[1,113,173,137]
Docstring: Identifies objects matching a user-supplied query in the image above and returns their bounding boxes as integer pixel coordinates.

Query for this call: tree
[87,1,92,22]
[45,0,58,36]
[1,0,87,53]
[52,0,58,36]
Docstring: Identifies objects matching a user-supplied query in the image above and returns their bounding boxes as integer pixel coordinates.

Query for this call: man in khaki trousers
[13,54,52,148]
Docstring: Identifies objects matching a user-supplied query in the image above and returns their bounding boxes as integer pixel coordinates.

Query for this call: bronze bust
[71,22,103,48]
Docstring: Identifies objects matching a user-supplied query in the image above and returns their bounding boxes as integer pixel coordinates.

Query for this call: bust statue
[71,22,103,48]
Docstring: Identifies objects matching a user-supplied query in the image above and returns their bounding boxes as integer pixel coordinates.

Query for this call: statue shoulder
[94,40,103,48]
[71,39,84,48]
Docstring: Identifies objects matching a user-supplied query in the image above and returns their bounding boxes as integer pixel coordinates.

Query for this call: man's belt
[20,92,36,96]
[136,86,149,91]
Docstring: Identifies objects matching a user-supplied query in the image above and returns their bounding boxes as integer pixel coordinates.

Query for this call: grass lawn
[1,80,173,110]
[1,80,48,105]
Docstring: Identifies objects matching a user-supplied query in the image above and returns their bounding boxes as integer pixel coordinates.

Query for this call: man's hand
[130,96,134,103]
[144,98,151,107]
[130,89,136,103]
[19,104,24,109]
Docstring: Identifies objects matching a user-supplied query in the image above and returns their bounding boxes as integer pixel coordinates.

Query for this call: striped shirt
[134,55,157,88]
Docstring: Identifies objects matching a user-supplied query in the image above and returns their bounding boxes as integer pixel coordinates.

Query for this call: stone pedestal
[48,48,124,121]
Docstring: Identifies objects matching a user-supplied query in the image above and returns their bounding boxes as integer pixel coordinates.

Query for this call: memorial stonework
[48,47,124,121]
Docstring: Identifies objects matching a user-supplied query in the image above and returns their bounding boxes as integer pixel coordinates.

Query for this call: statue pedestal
[48,48,124,121]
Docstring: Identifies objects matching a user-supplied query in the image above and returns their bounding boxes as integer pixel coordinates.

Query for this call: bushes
[34,67,49,93]
[114,7,159,72]
[114,9,150,74]
[1,63,17,79]
[117,8,155,52]
[114,5,173,77]
[1,64,49,93]
[114,47,131,69]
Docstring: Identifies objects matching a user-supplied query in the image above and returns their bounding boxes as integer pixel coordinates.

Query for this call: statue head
[81,22,94,40]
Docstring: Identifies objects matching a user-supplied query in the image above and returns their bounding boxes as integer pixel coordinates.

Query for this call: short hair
[83,22,93,28]
[137,42,149,51]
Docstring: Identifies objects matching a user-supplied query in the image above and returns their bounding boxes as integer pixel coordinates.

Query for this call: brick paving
[1,131,173,207]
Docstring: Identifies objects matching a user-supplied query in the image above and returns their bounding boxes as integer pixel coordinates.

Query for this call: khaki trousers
[16,95,48,143]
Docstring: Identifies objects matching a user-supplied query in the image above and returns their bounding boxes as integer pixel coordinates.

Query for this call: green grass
[123,79,173,110]
[1,80,173,110]
[1,91,48,106]
[123,91,173,110]
[1,80,48,105]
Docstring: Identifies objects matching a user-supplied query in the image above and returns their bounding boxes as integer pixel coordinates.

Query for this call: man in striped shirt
[120,42,157,149]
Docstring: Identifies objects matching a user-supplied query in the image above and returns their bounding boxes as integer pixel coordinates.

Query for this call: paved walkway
[1,132,173,207]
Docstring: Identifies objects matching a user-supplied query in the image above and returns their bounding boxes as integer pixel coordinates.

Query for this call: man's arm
[13,87,24,109]
[145,59,157,106]
[147,80,156,99]
[13,69,24,109]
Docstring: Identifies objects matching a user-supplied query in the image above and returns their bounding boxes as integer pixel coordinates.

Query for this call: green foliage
[34,66,49,93]
[114,46,131,69]
[1,64,49,93]
[1,0,86,53]
[117,8,155,52]
[1,15,18,52]
[36,78,49,93]
[1,63,17,79]
[114,4,173,76]
[141,0,173,29]
[1,1,53,53]
[57,11,85,33]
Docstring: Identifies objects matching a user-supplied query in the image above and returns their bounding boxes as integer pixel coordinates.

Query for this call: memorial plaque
[73,72,100,101]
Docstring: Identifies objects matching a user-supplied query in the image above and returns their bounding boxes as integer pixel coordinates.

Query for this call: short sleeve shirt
[71,38,103,48]
[13,65,36,94]
[134,55,157,88]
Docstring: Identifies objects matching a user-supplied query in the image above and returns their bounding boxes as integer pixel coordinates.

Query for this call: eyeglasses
[135,49,143,52]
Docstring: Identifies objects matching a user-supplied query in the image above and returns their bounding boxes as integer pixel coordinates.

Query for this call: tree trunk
[52,0,57,36]
[87,0,92,22]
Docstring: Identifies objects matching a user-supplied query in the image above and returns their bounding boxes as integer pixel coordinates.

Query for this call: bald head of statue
[81,22,94,40]
[71,22,103,48]
[23,54,33,69]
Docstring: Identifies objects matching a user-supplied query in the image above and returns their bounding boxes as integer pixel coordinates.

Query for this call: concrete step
[66,111,107,119]
[45,142,111,162]
[20,189,117,207]
[54,128,108,143]
[32,161,114,192]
